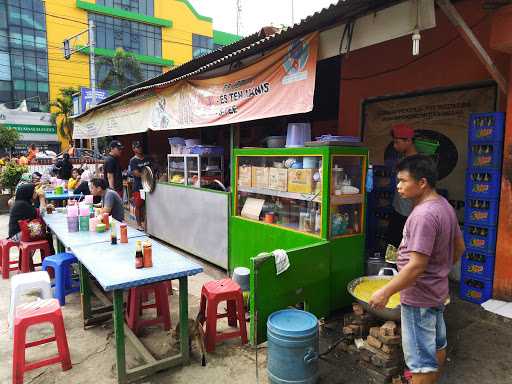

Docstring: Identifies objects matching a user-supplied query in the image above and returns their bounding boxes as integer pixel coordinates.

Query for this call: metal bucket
[267,309,319,384]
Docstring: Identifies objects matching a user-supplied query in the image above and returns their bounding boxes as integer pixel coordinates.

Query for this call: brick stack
[338,303,379,354]
[358,321,405,384]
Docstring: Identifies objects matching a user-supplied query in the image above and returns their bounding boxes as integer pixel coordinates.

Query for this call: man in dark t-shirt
[104,140,124,198]
[128,141,151,230]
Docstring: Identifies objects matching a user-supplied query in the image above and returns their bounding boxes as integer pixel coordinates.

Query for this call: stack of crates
[460,112,505,304]
[366,165,395,255]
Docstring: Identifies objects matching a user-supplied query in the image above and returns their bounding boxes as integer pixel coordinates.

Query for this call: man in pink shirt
[369,155,466,384]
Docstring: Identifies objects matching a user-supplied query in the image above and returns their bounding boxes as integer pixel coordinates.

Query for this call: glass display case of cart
[330,155,366,238]
[235,155,323,236]
[167,154,224,187]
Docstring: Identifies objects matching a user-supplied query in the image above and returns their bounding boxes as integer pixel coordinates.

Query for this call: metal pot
[347,269,401,321]
[141,166,156,193]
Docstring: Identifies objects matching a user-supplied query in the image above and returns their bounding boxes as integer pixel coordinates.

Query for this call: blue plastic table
[45,192,81,201]
[43,212,145,250]
[72,237,203,383]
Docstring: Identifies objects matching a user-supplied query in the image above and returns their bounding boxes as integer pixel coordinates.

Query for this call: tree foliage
[50,87,77,143]
[97,48,144,92]
[0,161,28,190]
[0,125,20,152]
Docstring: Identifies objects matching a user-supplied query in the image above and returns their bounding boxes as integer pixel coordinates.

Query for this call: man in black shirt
[55,153,73,180]
[129,141,151,230]
[104,140,124,198]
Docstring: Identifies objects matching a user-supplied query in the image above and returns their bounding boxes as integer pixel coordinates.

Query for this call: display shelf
[238,186,322,203]
[330,194,363,205]
[168,154,224,187]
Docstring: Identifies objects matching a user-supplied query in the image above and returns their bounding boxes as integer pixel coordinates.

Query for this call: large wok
[347,270,401,321]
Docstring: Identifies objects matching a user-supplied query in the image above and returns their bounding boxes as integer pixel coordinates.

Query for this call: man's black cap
[109,140,124,150]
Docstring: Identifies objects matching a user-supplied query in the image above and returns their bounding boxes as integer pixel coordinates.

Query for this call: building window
[96,62,162,86]
[96,0,154,17]
[90,14,162,58]
[0,0,48,110]
[192,34,213,58]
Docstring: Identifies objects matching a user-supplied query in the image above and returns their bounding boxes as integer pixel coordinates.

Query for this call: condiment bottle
[110,221,117,245]
[120,223,128,243]
[102,212,110,229]
[135,240,144,269]
[143,240,153,268]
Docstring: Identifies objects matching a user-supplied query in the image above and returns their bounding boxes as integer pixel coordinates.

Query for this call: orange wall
[338,0,510,136]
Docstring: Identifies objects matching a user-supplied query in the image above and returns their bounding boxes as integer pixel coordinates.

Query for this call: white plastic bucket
[286,123,311,148]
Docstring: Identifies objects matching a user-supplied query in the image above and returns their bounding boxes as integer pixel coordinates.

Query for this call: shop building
[0,0,240,147]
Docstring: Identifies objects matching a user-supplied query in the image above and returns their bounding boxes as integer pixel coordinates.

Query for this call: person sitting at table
[55,153,73,180]
[90,178,124,222]
[74,169,101,204]
[67,168,81,190]
[8,183,46,240]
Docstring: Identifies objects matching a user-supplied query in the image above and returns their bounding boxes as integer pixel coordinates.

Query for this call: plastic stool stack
[12,298,72,384]
[42,252,80,305]
[9,271,52,337]
[125,282,171,335]
[0,239,19,279]
[198,278,248,352]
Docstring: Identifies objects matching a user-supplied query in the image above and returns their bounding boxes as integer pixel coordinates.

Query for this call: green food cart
[229,145,369,342]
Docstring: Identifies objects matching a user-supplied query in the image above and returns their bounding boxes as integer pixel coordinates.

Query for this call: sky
[188,0,341,36]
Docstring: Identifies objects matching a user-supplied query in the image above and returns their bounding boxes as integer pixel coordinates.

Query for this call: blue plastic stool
[42,252,80,305]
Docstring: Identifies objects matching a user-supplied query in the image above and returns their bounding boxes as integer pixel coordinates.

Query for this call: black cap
[109,140,124,149]
[132,140,143,148]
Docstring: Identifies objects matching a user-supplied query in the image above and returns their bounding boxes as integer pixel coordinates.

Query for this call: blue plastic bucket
[267,309,319,384]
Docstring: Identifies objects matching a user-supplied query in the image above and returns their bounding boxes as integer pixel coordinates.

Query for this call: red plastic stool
[0,239,19,279]
[12,299,72,384]
[198,278,248,352]
[125,282,171,335]
[19,240,51,273]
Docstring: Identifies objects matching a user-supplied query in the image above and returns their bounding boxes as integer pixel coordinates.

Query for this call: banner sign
[363,83,497,202]
[73,32,319,138]
[4,124,56,134]
[81,87,109,112]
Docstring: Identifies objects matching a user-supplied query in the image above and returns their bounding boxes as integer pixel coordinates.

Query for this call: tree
[0,125,20,155]
[97,48,144,92]
[50,87,77,145]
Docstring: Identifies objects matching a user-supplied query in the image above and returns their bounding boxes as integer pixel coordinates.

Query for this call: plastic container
[232,267,250,291]
[460,273,493,304]
[468,142,503,169]
[67,216,79,232]
[414,138,440,155]
[461,251,495,281]
[79,216,89,232]
[67,205,78,217]
[465,169,501,199]
[96,223,106,233]
[188,145,224,155]
[464,198,499,226]
[464,224,497,253]
[469,112,505,143]
[169,137,185,154]
[264,136,286,148]
[267,309,319,384]
[366,164,373,193]
[89,217,98,232]
[120,223,128,243]
[286,123,311,148]
[102,213,110,230]
[302,157,317,169]
[185,138,201,147]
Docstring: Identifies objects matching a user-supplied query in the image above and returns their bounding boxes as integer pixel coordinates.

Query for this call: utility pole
[236,0,242,36]
[291,0,295,25]
[63,21,97,150]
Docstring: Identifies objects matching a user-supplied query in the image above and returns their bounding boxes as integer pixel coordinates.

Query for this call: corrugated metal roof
[77,0,404,119]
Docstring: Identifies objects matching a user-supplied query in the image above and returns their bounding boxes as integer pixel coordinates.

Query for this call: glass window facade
[0,0,48,110]
[90,14,162,57]
[96,0,154,17]
[96,61,162,86]
[192,34,213,58]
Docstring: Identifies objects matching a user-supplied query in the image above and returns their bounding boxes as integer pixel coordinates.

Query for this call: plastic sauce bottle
[366,164,373,193]
[103,212,110,230]
[135,240,144,269]
[110,221,117,245]
[143,240,153,268]
[120,223,128,243]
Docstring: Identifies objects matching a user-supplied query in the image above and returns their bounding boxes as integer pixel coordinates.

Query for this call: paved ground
[0,213,511,383]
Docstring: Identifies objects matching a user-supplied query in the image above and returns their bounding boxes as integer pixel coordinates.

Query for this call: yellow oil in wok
[353,279,401,309]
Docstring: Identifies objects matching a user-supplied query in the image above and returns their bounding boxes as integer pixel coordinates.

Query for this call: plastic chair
[9,271,52,338]
[42,253,80,306]
[0,239,19,279]
[19,240,51,273]
[125,282,171,336]
[12,298,72,384]
[198,278,248,352]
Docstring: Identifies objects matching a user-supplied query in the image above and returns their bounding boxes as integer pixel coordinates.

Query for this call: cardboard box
[238,165,252,187]
[252,167,269,188]
[269,168,288,191]
[288,169,313,193]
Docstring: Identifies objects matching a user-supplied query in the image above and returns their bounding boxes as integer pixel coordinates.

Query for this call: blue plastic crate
[468,142,503,169]
[464,198,499,226]
[464,224,497,253]
[461,251,495,280]
[465,169,501,199]
[469,112,505,143]
[460,273,493,304]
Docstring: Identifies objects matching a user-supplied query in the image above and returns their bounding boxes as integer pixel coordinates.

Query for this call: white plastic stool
[9,271,52,337]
